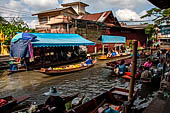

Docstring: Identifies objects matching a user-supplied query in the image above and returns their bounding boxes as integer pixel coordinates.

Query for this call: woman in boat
[43,86,66,113]
[118,60,126,76]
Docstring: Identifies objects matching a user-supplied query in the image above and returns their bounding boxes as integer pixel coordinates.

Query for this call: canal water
[0,58,159,112]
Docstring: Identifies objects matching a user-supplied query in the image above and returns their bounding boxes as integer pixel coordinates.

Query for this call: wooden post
[95,47,97,54]
[102,44,105,55]
[128,41,138,103]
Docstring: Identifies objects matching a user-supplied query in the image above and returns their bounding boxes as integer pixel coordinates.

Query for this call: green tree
[141,8,170,25]
[0,17,36,46]
[145,24,156,40]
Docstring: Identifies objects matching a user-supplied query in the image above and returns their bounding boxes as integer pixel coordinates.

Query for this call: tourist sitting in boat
[43,86,65,113]
[107,51,112,57]
[118,60,126,76]
[144,58,152,69]
[111,50,117,56]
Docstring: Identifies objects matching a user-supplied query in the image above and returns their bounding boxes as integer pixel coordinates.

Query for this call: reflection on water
[0,59,159,111]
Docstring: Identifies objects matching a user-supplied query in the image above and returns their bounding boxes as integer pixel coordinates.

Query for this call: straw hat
[87,54,91,57]
[44,86,60,96]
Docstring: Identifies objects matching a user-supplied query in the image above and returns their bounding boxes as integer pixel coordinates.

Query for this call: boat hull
[40,63,95,75]
[67,87,138,113]
[98,54,131,60]
[0,96,17,113]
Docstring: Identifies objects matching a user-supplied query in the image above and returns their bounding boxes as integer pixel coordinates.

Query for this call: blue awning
[13,33,95,47]
[101,35,126,44]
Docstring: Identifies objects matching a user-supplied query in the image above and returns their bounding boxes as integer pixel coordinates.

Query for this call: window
[39,17,48,24]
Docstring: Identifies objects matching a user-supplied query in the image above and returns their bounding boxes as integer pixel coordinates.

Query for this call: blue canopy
[12,33,37,42]
[101,35,126,44]
[12,33,95,47]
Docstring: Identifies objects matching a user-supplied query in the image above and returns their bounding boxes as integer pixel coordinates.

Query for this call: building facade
[32,1,147,52]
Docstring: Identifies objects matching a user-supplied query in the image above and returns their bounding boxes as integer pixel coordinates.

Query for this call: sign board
[161,25,170,35]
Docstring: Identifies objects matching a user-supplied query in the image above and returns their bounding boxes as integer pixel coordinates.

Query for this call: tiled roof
[77,11,112,22]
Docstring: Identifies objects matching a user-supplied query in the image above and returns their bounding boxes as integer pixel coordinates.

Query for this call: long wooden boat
[98,54,131,60]
[106,57,132,68]
[13,93,78,113]
[0,95,30,113]
[40,63,95,75]
[67,87,138,113]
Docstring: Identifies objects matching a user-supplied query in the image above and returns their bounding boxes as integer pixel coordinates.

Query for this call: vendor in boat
[84,54,93,65]
[44,86,65,113]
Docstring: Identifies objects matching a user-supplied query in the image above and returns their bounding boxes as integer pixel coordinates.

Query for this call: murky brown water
[0,57,159,112]
[0,60,122,103]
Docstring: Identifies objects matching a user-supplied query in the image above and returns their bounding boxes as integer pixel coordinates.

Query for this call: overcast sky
[0,0,155,28]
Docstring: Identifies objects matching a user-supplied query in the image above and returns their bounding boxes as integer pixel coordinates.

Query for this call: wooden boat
[98,54,131,60]
[106,57,132,68]
[67,87,138,113]
[13,93,78,113]
[0,95,30,113]
[40,63,95,75]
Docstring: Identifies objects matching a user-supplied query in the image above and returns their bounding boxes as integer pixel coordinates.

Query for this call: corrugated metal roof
[29,33,95,47]
[102,35,126,44]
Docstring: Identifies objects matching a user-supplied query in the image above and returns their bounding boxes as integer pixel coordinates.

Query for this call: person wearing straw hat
[44,86,65,113]
[85,54,93,65]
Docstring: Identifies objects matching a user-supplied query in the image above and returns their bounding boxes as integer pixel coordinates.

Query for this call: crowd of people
[116,49,170,83]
